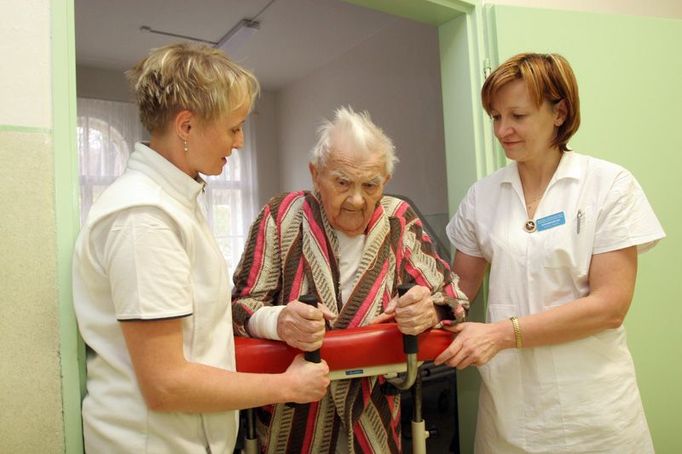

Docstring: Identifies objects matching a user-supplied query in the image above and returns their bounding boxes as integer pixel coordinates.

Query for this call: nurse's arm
[435,246,636,368]
[120,318,330,412]
[452,249,488,301]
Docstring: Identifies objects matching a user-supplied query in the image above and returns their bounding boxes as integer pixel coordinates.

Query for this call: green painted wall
[487,5,682,452]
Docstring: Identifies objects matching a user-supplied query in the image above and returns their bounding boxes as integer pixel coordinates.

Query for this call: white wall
[0,0,52,128]
[77,65,132,102]
[275,18,448,218]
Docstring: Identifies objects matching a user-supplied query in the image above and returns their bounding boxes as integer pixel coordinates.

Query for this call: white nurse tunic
[446,152,664,453]
[74,143,238,453]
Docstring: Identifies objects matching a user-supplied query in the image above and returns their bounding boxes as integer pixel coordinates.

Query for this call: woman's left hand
[434,321,508,369]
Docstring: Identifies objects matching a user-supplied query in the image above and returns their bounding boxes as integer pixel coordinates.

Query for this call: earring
[183,140,189,153]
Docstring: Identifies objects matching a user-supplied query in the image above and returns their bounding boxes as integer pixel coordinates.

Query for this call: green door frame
[55,1,500,452]
[52,0,84,452]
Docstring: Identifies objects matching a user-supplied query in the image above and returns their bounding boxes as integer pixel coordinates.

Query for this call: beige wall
[0,0,52,128]
[0,0,65,451]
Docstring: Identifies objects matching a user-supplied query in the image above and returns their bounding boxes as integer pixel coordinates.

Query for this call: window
[76,98,259,269]
[203,129,258,269]
[77,98,142,223]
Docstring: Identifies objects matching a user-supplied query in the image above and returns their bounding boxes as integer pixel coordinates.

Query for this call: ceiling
[75,0,402,90]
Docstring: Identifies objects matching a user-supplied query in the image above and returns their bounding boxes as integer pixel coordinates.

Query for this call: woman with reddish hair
[436,53,664,453]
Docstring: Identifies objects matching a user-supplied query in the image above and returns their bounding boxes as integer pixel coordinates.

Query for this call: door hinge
[483,58,492,79]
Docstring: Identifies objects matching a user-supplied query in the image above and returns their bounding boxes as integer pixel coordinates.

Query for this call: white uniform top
[73,143,237,453]
[446,152,664,454]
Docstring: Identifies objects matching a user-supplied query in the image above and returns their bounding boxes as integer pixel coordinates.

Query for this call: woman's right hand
[283,354,331,403]
[433,321,513,369]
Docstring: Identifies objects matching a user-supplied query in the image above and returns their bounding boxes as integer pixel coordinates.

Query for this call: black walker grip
[284,293,322,408]
[396,284,418,354]
[298,294,322,363]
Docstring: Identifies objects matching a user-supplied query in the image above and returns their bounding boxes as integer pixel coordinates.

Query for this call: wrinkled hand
[434,322,503,369]
[283,354,331,403]
[277,299,335,351]
[369,285,438,335]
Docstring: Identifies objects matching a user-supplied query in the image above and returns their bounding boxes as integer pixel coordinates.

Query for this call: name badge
[536,212,565,232]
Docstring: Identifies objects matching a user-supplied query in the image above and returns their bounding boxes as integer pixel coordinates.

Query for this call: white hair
[309,106,398,175]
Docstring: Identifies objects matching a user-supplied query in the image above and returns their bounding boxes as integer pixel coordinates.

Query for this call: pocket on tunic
[542,204,594,274]
[542,231,574,268]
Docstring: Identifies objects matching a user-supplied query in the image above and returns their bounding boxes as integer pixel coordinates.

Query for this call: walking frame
[234,285,453,453]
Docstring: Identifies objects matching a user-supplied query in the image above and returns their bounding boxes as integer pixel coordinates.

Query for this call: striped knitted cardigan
[232,191,467,454]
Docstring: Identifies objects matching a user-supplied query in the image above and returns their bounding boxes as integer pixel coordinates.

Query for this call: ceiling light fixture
[215,19,260,54]
[139,0,276,53]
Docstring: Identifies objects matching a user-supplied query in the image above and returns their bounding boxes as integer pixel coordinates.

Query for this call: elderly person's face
[310,148,389,237]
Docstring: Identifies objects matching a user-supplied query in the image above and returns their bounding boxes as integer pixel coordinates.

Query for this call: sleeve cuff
[432,291,470,323]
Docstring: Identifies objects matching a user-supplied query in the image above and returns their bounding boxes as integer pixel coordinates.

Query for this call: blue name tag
[345,369,364,376]
[536,212,566,232]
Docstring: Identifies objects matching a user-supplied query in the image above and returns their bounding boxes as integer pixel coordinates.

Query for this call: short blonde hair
[310,106,398,176]
[482,53,580,152]
[126,43,260,133]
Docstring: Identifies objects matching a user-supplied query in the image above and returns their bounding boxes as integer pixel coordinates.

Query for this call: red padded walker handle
[235,323,453,374]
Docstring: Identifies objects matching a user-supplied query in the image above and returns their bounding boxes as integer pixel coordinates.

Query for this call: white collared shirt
[447,151,664,453]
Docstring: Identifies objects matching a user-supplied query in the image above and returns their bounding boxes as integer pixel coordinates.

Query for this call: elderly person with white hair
[232,106,469,454]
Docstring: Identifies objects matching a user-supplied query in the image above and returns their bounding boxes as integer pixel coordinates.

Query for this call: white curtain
[77,98,144,223]
[201,119,259,270]
[76,97,259,269]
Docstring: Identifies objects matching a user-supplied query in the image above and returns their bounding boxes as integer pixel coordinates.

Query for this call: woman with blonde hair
[73,43,330,453]
[435,53,664,453]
